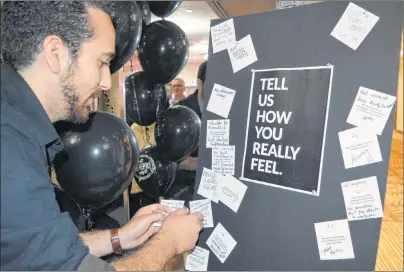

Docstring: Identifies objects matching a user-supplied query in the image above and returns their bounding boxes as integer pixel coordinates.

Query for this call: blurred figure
[169,78,185,106]
[196,61,207,112]
[166,61,207,201]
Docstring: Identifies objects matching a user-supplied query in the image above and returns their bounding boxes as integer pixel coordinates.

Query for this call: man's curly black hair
[1,1,114,71]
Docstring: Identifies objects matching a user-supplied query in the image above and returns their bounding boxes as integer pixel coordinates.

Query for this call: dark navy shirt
[1,63,89,270]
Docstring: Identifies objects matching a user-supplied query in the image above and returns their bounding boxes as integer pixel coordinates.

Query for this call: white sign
[207,119,230,148]
[206,84,236,119]
[346,86,396,135]
[212,145,235,175]
[185,246,210,271]
[153,199,185,227]
[211,18,237,53]
[228,34,258,73]
[341,176,383,221]
[190,199,214,228]
[330,2,379,50]
[338,127,382,169]
[206,223,237,263]
[218,175,248,213]
[314,219,355,260]
[197,167,221,203]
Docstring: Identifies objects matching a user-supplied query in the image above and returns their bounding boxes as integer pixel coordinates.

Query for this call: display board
[189,1,403,271]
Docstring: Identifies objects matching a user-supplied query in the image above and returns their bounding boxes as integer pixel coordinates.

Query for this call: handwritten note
[153,199,185,227]
[228,34,258,73]
[346,86,396,135]
[341,176,383,221]
[338,127,382,169]
[206,84,236,118]
[211,18,237,54]
[190,199,214,228]
[212,145,235,175]
[218,175,247,213]
[185,246,210,271]
[207,120,230,148]
[314,219,355,260]
[330,2,379,50]
[206,223,237,263]
[197,167,221,203]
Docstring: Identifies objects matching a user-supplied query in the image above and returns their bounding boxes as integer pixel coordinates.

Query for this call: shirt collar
[1,63,61,146]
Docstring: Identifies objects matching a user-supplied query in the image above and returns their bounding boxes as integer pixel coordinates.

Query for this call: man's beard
[59,65,89,124]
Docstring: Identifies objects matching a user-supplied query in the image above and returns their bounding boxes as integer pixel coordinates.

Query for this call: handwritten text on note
[314,219,355,260]
[190,199,214,228]
[211,18,237,54]
[338,127,382,169]
[212,145,235,175]
[330,2,379,50]
[341,176,383,221]
[206,84,236,119]
[185,246,210,271]
[228,34,258,73]
[218,175,247,213]
[206,223,237,263]
[346,86,396,135]
[207,119,230,148]
[197,167,221,203]
[153,199,185,227]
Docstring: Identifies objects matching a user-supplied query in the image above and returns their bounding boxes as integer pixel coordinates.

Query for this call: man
[169,78,186,106]
[1,2,202,271]
[197,61,207,112]
[166,61,207,200]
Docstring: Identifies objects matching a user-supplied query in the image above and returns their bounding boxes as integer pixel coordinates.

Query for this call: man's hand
[119,204,172,250]
[156,208,203,255]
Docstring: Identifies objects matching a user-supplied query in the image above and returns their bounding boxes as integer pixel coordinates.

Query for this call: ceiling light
[401,50,403,56]
[185,9,193,13]
[204,54,208,60]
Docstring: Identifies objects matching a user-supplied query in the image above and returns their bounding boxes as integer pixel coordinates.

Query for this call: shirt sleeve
[0,127,89,271]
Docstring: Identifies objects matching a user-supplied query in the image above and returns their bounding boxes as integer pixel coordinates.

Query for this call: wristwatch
[110,229,123,255]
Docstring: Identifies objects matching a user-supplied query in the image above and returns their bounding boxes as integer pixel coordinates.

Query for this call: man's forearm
[112,234,176,271]
[79,230,113,257]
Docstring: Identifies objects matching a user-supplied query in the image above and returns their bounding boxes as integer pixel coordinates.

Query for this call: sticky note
[210,18,237,53]
[346,86,396,135]
[153,199,185,227]
[197,167,221,203]
[189,199,214,228]
[218,175,247,213]
[207,119,230,148]
[338,127,382,169]
[212,145,235,175]
[314,219,355,260]
[228,34,258,73]
[206,83,236,118]
[185,246,210,271]
[330,2,379,50]
[341,176,383,221]
[206,223,237,263]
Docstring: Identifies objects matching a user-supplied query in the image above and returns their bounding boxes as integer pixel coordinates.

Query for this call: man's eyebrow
[102,52,115,60]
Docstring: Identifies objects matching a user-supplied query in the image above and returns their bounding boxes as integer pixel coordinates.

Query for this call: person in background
[1,2,202,271]
[165,61,207,200]
[169,78,186,106]
[197,61,207,113]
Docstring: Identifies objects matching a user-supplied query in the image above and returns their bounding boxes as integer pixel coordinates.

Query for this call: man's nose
[100,67,112,91]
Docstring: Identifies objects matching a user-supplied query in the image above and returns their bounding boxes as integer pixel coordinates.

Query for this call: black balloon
[125,71,167,126]
[155,105,201,162]
[53,111,140,211]
[138,20,189,84]
[129,192,158,218]
[137,1,152,25]
[134,145,177,199]
[109,2,142,74]
[148,1,181,18]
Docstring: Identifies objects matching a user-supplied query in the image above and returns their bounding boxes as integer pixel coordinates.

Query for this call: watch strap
[110,229,123,255]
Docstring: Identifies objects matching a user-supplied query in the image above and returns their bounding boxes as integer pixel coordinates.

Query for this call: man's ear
[42,35,66,74]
